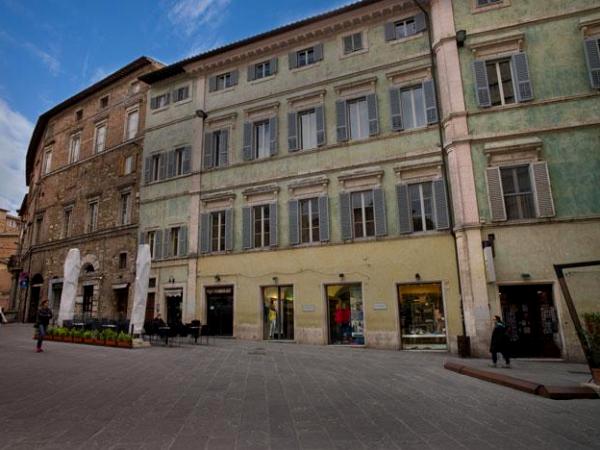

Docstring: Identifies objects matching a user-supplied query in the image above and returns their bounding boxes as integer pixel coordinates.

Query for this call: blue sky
[0,0,355,214]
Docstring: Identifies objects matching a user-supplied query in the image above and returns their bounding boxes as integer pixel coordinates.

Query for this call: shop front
[263,285,294,340]
[326,283,364,345]
[398,283,447,350]
[206,286,234,336]
[165,289,183,324]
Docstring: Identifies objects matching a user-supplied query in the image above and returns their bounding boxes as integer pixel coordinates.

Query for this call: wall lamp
[195,109,207,119]
[415,273,421,281]
[168,276,175,284]
[521,273,531,280]
[272,276,278,285]
[456,29,467,48]
[214,274,221,282]
[338,273,344,280]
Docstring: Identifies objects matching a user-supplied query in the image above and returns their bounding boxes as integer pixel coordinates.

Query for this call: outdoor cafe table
[189,326,200,344]
[159,326,171,345]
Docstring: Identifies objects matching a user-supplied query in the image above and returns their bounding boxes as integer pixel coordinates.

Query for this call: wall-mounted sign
[373,303,387,310]
[302,304,316,312]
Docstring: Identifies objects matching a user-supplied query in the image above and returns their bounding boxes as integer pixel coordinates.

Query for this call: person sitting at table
[152,313,166,328]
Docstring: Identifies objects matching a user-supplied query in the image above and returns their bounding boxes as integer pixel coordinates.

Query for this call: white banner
[57,248,81,326]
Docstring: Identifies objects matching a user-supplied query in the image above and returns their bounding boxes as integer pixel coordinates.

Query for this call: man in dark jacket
[36,299,53,353]
[490,315,510,368]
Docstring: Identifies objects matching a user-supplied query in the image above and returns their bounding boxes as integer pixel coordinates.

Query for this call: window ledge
[471,0,511,14]
[290,61,321,74]
[151,106,169,114]
[389,32,425,46]
[339,47,369,60]
[174,98,193,107]
[210,86,236,95]
[249,74,276,85]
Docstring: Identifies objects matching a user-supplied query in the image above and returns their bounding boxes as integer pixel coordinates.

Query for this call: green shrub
[82,330,93,339]
[117,331,132,342]
[583,312,600,368]
[100,328,118,340]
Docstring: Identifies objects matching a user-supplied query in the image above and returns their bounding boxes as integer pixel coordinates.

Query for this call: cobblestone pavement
[1,324,599,450]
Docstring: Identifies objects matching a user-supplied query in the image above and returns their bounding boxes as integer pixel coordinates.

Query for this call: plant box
[93,338,104,345]
[592,368,600,385]
[45,335,54,341]
[63,336,73,343]
[72,337,83,344]
[117,341,132,348]
[83,338,95,344]
[105,339,117,346]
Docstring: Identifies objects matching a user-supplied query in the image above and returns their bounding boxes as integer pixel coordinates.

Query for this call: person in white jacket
[0,306,7,326]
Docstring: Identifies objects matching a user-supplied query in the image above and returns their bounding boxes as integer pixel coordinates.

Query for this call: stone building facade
[0,209,21,312]
[18,57,163,323]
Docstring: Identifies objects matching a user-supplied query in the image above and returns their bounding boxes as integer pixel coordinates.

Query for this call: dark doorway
[115,288,129,320]
[499,284,561,358]
[166,294,183,325]
[206,286,234,336]
[145,292,156,322]
[82,285,94,319]
[51,283,63,323]
[28,286,41,323]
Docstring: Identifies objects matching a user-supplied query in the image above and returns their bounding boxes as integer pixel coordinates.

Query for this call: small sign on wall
[373,303,387,311]
[302,304,316,312]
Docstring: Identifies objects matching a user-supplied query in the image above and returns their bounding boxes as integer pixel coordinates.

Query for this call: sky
[0,0,356,215]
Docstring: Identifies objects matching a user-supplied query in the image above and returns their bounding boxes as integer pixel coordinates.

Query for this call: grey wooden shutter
[288,52,298,70]
[373,188,387,236]
[473,60,491,107]
[150,97,157,110]
[343,35,353,54]
[139,231,145,245]
[270,57,278,74]
[315,105,325,146]
[287,112,298,152]
[367,93,379,136]
[167,150,176,178]
[269,203,278,247]
[243,122,253,161]
[319,196,330,242]
[511,53,533,102]
[179,226,188,256]
[389,88,403,131]
[414,12,426,33]
[209,76,217,92]
[158,153,167,180]
[164,92,171,105]
[530,162,555,218]
[335,100,348,142]
[486,167,507,222]
[432,179,450,230]
[353,33,363,51]
[162,228,171,258]
[423,79,439,124]
[583,38,600,89]
[247,64,255,82]
[154,230,163,259]
[225,209,233,251]
[199,213,210,254]
[313,43,324,61]
[384,22,396,41]
[182,146,191,174]
[340,192,352,240]
[203,132,214,169]
[288,199,299,245]
[396,184,413,234]
[230,70,239,86]
[269,116,278,156]
[144,157,152,184]
[219,130,229,167]
[242,206,252,249]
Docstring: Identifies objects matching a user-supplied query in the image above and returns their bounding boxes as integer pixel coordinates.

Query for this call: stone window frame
[86,197,100,233]
[172,82,192,106]
[119,188,132,226]
[93,119,108,154]
[471,0,510,14]
[385,12,426,46]
[243,102,280,161]
[339,28,369,59]
[334,77,378,142]
[287,176,330,247]
[287,90,326,152]
[99,94,110,110]
[241,185,279,251]
[68,131,82,164]
[205,113,236,169]
[62,203,74,239]
[200,192,236,255]
[124,105,140,141]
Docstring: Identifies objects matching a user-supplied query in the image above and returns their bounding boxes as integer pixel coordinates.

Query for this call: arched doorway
[28,273,44,323]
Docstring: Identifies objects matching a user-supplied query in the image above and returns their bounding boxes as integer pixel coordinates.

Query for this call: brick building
[0,209,21,312]
[17,57,163,323]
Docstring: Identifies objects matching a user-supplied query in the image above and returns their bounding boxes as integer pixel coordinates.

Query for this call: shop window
[327,284,364,345]
[263,286,294,340]
[398,283,447,350]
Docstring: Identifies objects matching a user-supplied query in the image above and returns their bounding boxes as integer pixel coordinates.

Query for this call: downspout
[412,0,468,340]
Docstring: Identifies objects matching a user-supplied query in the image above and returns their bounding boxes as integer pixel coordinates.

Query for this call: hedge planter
[35,328,134,349]
[72,337,83,344]
[592,368,600,385]
[83,337,95,345]
[117,341,133,348]
[105,339,117,347]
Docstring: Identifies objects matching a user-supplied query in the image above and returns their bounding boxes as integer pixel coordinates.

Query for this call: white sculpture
[130,244,151,336]
[58,248,81,326]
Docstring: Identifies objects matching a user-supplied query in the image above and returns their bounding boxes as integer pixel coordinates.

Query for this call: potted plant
[103,329,118,346]
[72,328,83,344]
[91,330,103,345]
[82,330,94,344]
[54,327,67,342]
[63,328,74,343]
[117,331,133,348]
[583,312,600,384]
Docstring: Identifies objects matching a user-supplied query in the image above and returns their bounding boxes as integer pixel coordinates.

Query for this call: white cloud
[0,98,33,214]
[167,0,231,36]
[0,30,61,76]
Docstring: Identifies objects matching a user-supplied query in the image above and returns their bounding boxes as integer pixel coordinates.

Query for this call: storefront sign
[302,304,315,312]
[373,303,387,310]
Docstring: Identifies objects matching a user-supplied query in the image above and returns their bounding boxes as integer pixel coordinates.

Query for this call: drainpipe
[412,0,469,353]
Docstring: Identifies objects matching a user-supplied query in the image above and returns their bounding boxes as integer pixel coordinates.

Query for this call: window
[147,230,156,258]
[69,133,81,163]
[95,122,107,153]
[45,122,54,139]
[150,93,170,110]
[385,14,425,42]
[327,284,364,345]
[343,32,363,54]
[119,252,127,269]
[477,0,502,6]
[124,155,134,175]
[63,206,73,238]
[399,283,447,350]
[351,191,375,238]
[174,148,184,176]
[348,98,369,140]
[148,277,156,288]
[409,183,435,232]
[254,61,272,79]
[253,205,270,248]
[75,109,83,121]
[217,73,234,90]
[88,201,99,232]
[299,110,317,150]
[129,81,140,94]
[395,18,415,39]
[120,192,131,225]
[500,166,535,220]
[34,215,43,244]
[297,47,315,67]
[209,71,239,92]
[209,130,228,168]
[254,120,271,159]
[126,109,139,140]
[486,59,515,106]
[400,85,426,129]
[211,211,226,252]
[300,198,320,243]
[173,85,190,103]
[43,148,52,174]
[151,154,160,182]
[99,96,109,109]
[584,38,600,89]
[170,227,180,256]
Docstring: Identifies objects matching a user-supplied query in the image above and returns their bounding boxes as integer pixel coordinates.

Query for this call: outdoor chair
[199,325,212,345]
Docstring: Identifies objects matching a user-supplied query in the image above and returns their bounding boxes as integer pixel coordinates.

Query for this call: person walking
[36,299,53,353]
[490,315,510,368]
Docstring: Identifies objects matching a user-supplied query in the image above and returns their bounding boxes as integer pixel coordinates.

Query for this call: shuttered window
[343,32,363,54]
[500,165,536,220]
[211,211,226,252]
[150,93,170,110]
[255,120,271,159]
[210,71,239,92]
[299,109,317,150]
[289,44,323,69]
[348,98,369,140]
[300,198,320,243]
[173,85,190,103]
[583,38,600,89]
[351,191,375,238]
[473,53,533,107]
[253,205,271,248]
[397,180,449,233]
[385,13,425,42]
[249,58,277,81]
